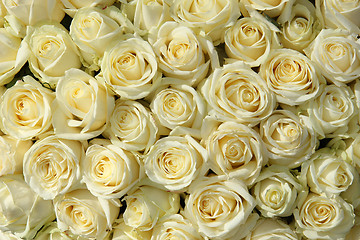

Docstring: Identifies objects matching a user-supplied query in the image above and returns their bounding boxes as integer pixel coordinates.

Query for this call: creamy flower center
[15,96,38,121]
[37,38,62,59]
[225,79,261,112]
[290,17,308,34]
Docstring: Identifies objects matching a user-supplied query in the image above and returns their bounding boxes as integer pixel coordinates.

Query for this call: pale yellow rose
[241,0,295,18]
[245,218,299,240]
[54,189,120,240]
[144,135,207,191]
[260,109,317,168]
[259,48,326,106]
[23,135,84,200]
[278,0,323,52]
[201,117,268,185]
[305,28,360,86]
[150,21,219,86]
[151,214,204,240]
[200,62,276,125]
[251,165,305,217]
[294,192,355,239]
[82,139,143,199]
[34,222,88,240]
[25,22,82,87]
[104,99,159,152]
[0,135,32,176]
[101,36,161,99]
[224,13,281,67]
[52,68,115,140]
[0,76,55,140]
[60,0,115,17]
[316,0,360,34]
[183,175,258,239]
[112,218,152,240]
[123,185,180,231]
[170,0,240,44]
[0,28,29,86]
[0,230,22,240]
[0,174,55,239]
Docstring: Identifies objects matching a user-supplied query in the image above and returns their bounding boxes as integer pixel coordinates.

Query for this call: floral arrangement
[0,0,360,239]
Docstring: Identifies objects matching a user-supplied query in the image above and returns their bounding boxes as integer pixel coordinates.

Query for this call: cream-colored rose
[302,84,357,138]
[200,62,276,125]
[224,13,281,67]
[104,99,159,152]
[0,28,29,86]
[344,134,360,170]
[305,29,360,86]
[0,76,55,140]
[0,230,21,240]
[151,214,204,240]
[150,84,206,134]
[171,0,240,44]
[0,135,32,176]
[82,138,143,199]
[301,148,360,199]
[259,48,326,106]
[54,189,120,240]
[245,218,299,240]
[112,218,152,240]
[241,0,295,18]
[150,21,218,86]
[34,222,88,240]
[0,174,55,239]
[25,22,82,87]
[294,192,355,240]
[278,0,323,52]
[23,135,84,200]
[201,118,268,185]
[70,6,132,70]
[133,0,172,33]
[251,165,305,217]
[260,110,317,168]
[52,68,115,140]
[183,176,258,239]
[144,135,207,191]
[123,185,180,231]
[60,0,115,17]
[101,36,161,99]
[316,0,360,34]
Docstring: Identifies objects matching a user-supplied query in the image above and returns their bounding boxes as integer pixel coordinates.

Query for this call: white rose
[0,29,29,86]
[104,99,159,152]
[260,109,317,168]
[294,192,355,240]
[101,36,161,99]
[316,0,360,34]
[171,0,240,44]
[24,22,82,87]
[183,176,258,239]
[82,138,143,199]
[251,165,305,217]
[150,21,219,86]
[123,185,180,231]
[241,0,294,18]
[200,62,276,125]
[0,174,55,239]
[151,214,204,240]
[133,0,172,33]
[245,218,299,240]
[201,118,268,185]
[0,76,55,140]
[34,222,88,240]
[54,189,120,240]
[112,218,152,240]
[70,6,132,70]
[149,84,206,134]
[302,84,357,138]
[278,0,323,52]
[305,29,360,86]
[144,135,207,191]
[344,134,360,170]
[0,135,32,176]
[224,13,281,67]
[60,0,115,17]
[52,68,115,140]
[259,48,326,106]
[23,135,84,200]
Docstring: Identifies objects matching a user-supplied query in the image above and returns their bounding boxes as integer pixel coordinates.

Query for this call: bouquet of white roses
[0,0,360,239]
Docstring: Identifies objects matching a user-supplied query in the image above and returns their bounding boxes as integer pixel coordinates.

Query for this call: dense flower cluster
[0,0,360,239]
